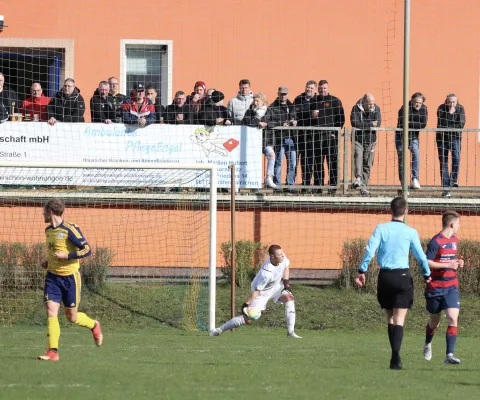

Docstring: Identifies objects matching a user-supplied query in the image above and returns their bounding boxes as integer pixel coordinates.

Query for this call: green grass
[1,327,480,400]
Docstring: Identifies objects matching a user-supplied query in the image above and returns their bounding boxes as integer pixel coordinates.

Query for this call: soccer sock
[446,326,458,355]
[387,323,394,349]
[74,312,96,329]
[47,316,60,350]
[285,301,296,333]
[425,323,436,344]
[391,325,404,361]
[219,316,246,332]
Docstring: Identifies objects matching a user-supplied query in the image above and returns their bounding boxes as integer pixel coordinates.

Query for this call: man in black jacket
[309,80,345,194]
[0,72,18,121]
[164,91,192,125]
[145,84,166,123]
[350,93,382,196]
[293,80,317,189]
[90,81,117,123]
[270,86,297,187]
[107,77,126,123]
[197,91,232,126]
[396,92,428,189]
[436,94,466,197]
[48,78,85,125]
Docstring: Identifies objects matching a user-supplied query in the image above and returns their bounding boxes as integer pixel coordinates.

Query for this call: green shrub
[339,237,480,295]
[220,240,268,287]
[81,247,115,289]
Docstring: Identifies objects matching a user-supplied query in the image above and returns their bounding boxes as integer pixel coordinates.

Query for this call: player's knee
[65,311,77,323]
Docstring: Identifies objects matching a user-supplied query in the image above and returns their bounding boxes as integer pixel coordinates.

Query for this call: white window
[120,40,173,106]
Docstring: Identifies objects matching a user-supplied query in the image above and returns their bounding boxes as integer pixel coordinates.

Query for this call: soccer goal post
[0,162,217,332]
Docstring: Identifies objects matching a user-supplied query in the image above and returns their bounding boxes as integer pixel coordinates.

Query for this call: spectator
[293,80,317,189]
[145,84,166,123]
[186,81,207,122]
[47,78,85,125]
[350,93,382,196]
[205,88,216,105]
[20,82,50,121]
[107,77,126,123]
[164,91,192,125]
[90,81,117,123]
[269,86,297,188]
[0,72,19,120]
[242,92,281,188]
[198,91,232,126]
[228,79,253,125]
[436,93,466,197]
[396,92,428,189]
[121,82,155,127]
[309,80,345,194]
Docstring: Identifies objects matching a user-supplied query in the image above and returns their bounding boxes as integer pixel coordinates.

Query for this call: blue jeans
[273,138,297,185]
[437,132,461,187]
[395,134,419,183]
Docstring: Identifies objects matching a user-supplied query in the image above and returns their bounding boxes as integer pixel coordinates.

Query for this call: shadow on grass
[85,286,177,328]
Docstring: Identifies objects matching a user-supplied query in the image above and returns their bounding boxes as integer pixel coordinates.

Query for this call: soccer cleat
[37,349,59,361]
[353,177,362,189]
[423,342,432,361]
[390,357,403,370]
[264,177,276,189]
[410,178,421,190]
[444,354,461,365]
[209,328,222,337]
[287,331,302,339]
[91,320,103,347]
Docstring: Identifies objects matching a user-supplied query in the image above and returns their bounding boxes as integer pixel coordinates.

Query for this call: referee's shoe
[390,356,403,370]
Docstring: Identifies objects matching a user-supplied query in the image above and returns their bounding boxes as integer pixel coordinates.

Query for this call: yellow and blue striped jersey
[45,221,91,276]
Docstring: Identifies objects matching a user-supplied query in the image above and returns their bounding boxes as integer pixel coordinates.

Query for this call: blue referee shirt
[359,220,430,277]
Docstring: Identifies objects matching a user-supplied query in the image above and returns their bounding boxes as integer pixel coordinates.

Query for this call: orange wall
[2,0,480,128]
[4,205,480,270]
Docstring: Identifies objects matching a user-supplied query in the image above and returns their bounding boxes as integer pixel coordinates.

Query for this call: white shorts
[250,283,285,311]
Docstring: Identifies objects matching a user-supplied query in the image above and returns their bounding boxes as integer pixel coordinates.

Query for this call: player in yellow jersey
[37,198,103,361]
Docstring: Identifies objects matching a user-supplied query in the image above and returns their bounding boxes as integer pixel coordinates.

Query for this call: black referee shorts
[377,268,414,310]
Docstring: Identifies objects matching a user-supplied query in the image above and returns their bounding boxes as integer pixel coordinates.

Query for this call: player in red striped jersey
[423,210,463,364]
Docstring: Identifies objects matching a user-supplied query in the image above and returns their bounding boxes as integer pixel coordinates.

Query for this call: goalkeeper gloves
[282,279,293,295]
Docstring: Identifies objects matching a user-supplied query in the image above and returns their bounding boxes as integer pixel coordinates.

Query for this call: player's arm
[356,226,381,286]
[428,259,459,270]
[245,290,261,305]
[281,258,293,294]
[56,225,92,260]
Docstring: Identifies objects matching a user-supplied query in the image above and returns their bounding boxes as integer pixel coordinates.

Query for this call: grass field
[1,327,480,400]
[2,285,480,400]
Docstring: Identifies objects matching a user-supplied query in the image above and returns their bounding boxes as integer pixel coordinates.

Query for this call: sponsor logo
[57,232,64,239]
[224,138,239,152]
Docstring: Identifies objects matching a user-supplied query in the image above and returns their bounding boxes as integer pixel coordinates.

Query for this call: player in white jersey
[209,245,301,338]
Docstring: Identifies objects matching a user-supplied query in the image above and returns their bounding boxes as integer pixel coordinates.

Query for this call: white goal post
[0,162,217,331]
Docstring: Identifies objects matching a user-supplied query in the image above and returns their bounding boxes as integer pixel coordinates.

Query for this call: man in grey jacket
[227,79,253,125]
[350,93,382,195]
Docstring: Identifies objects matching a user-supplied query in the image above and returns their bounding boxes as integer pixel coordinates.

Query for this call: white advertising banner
[0,122,263,188]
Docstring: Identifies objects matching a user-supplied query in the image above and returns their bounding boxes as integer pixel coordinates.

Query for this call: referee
[356,197,431,370]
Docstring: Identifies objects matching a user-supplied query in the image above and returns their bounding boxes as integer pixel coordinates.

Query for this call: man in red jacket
[21,83,51,121]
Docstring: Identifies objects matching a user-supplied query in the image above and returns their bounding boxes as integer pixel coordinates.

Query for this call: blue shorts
[425,287,460,314]
[44,271,82,308]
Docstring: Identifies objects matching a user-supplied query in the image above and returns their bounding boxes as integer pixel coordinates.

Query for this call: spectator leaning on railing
[293,80,317,189]
[197,91,232,126]
[350,93,382,196]
[228,79,253,125]
[269,86,297,188]
[107,77,126,123]
[396,92,428,190]
[145,84,166,124]
[309,80,345,194]
[164,91,192,125]
[20,82,51,122]
[121,82,155,127]
[90,80,117,124]
[48,78,85,125]
[242,92,282,189]
[0,72,19,121]
[436,93,466,198]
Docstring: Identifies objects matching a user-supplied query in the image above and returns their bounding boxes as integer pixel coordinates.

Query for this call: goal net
[0,163,217,332]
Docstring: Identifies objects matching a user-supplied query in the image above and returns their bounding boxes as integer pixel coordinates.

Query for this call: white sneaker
[209,328,222,337]
[423,342,432,361]
[287,331,302,339]
[353,177,362,189]
[444,353,461,364]
[411,178,421,189]
[264,177,277,189]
